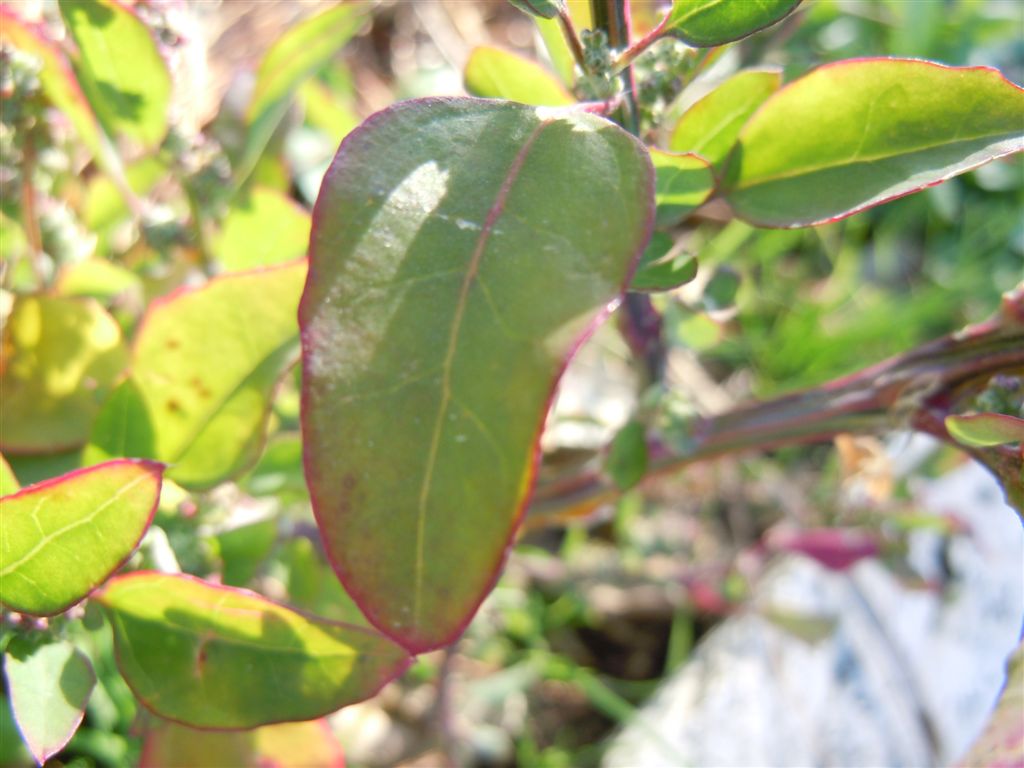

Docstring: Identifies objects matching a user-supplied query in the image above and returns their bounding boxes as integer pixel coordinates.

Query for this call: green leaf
[240,3,370,185]
[0,455,19,498]
[97,572,411,729]
[87,261,306,489]
[605,421,648,491]
[464,46,574,106]
[59,0,171,148]
[534,16,576,85]
[214,188,311,272]
[56,258,143,303]
[301,97,654,651]
[946,413,1024,448]
[0,460,163,616]
[702,265,741,311]
[630,232,697,293]
[650,149,714,228]
[4,638,96,765]
[508,0,565,19]
[662,0,802,47]
[0,296,128,453]
[669,69,781,170]
[722,59,1024,227]
[300,79,360,142]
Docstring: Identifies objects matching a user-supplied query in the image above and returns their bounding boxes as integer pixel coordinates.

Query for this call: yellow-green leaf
[0,460,162,616]
[1,296,128,454]
[59,0,171,148]
[946,413,1024,448]
[669,69,781,170]
[723,59,1024,227]
[650,149,715,228]
[87,261,306,489]
[464,46,574,106]
[240,2,371,185]
[139,718,345,768]
[214,188,311,272]
[0,455,19,498]
[97,572,411,729]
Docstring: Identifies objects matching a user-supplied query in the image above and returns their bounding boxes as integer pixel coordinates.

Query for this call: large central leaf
[301,98,653,652]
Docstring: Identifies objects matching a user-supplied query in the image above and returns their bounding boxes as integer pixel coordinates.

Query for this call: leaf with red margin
[4,638,96,765]
[722,59,1024,227]
[86,261,306,490]
[301,97,654,652]
[97,572,411,729]
[0,460,163,616]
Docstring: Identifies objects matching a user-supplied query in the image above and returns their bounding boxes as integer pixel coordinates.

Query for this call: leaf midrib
[731,129,1021,192]
[0,471,151,578]
[411,118,553,630]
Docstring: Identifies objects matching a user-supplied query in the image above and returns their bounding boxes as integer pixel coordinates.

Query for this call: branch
[526,289,1024,529]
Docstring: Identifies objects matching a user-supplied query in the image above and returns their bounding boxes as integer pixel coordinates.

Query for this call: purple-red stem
[528,295,1024,527]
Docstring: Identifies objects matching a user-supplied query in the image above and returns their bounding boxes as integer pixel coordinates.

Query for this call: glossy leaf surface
[464,46,574,106]
[650,149,715,227]
[87,261,306,489]
[723,60,1024,227]
[241,3,370,183]
[59,0,171,148]
[0,460,162,616]
[97,573,410,729]
[0,296,128,453]
[4,638,96,765]
[139,718,345,768]
[214,187,312,271]
[302,97,654,651]
[669,69,781,170]
[946,413,1024,448]
[663,0,801,47]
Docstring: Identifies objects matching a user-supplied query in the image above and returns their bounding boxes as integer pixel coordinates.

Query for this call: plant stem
[527,293,1024,529]
[589,0,665,383]
[557,7,587,74]
[434,641,462,766]
[590,0,639,134]
[613,16,668,73]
